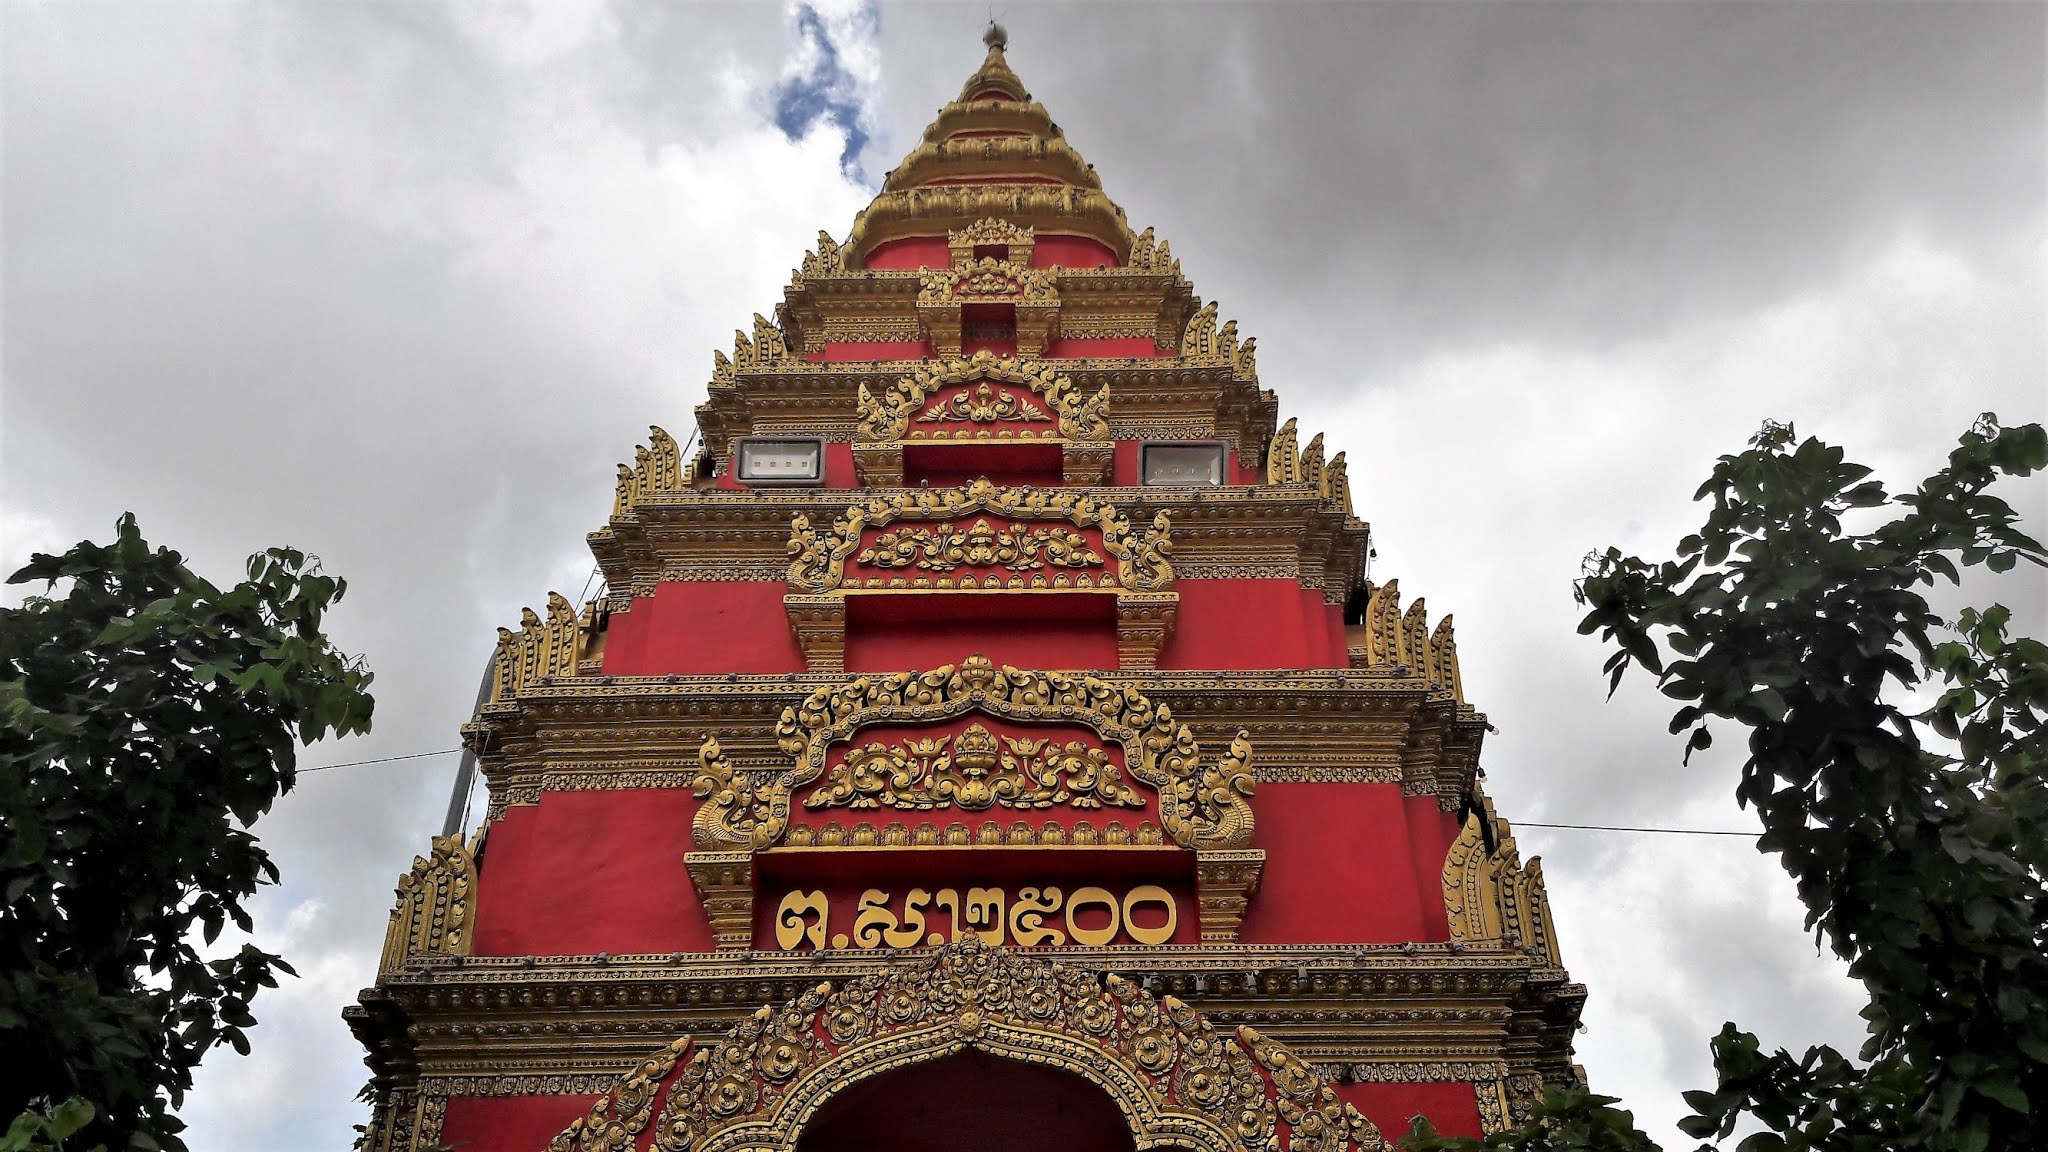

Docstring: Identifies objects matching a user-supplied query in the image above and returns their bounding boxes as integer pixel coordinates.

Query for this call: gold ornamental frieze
[782,479,1171,668]
[684,655,1263,948]
[548,937,1390,1152]
[805,720,1146,813]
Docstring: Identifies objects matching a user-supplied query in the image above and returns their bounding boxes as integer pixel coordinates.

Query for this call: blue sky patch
[772,2,878,183]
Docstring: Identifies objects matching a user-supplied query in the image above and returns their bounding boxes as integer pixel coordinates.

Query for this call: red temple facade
[349,31,1584,1152]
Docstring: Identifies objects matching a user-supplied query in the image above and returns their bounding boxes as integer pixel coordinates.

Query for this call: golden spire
[961,23,1028,102]
[843,24,1134,266]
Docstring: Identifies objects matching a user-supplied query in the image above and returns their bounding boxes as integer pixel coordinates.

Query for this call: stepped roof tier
[348,31,1585,1152]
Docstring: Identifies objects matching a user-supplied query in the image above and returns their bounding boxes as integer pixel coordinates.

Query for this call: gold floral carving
[489,592,590,703]
[1443,787,1561,966]
[916,381,1050,424]
[379,833,477,975]
[783,480,1165,594]
[805,721,1146,813]
[855,352,1108,444]
[1349,580,1464,703]
[548,938,1387,1152]
[857,519,1100,573]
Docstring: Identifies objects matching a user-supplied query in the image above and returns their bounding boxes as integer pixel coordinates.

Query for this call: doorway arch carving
[548,938,1387,1152]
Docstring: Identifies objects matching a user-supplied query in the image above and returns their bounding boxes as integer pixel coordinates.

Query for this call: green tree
[0,514,375,1151]
[1404,415,2047,1152]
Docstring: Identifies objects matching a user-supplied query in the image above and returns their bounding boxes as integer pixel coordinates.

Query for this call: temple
[348,29,1584,1152]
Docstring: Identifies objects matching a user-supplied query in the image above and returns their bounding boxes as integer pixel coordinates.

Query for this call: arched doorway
[795,1050,1136,1152]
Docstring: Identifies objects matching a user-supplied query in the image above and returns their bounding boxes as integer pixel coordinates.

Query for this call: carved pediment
[785,480,1167,594]
[688,655,1250,853]
[858,353,1101,443]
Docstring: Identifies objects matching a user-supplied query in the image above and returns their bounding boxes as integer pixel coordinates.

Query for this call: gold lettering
[768,884,1182,949]
[931,887,961,941]
[1062,886,1120,947]
[852,888,897,948]
[1121,885,1177,945]
[886,887,932,948]
[774,890,828,950]
[964,887,1006,945]
[1010,885,1065,947]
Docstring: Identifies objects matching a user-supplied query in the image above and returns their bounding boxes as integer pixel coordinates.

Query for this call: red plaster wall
[843,594,1117,672]
[863,237,950,269]
[1030,235,1119,269]
[1161,580,1352,671]
[440,1095,601,1152]
[1338,1082,1485,1142]
[1407,795,1458,941]
[1238,783,1428,944]
[600,582,805,676]
[471,804,539,956]
[473,788,714,956]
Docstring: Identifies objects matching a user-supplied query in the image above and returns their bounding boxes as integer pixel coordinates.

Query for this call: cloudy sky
[5,2,2042,1148]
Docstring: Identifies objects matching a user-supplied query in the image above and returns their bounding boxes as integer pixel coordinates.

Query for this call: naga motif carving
[613,425,684,518]
[1350,580,1464,704]
[489,592,589,703]
[1262,420,1353,517]
[379,833,477,974]
[1443,787,1561,966]
[805,721,1146,813]
[690,736,788,850]
[549,938,1388,1152]
[856,352,1108,443]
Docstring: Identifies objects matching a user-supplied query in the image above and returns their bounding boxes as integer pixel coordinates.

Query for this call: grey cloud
[879,3,2043,369]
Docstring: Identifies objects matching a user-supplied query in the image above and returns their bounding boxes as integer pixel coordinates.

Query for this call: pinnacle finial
[984,21,1008,51]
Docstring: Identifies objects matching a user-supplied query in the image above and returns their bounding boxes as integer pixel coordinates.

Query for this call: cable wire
[298,748,462,774]
[1519,820,1750,837]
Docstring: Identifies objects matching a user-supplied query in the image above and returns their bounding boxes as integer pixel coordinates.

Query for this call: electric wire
[1518,821,1750,837]
[297,749,462,773]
